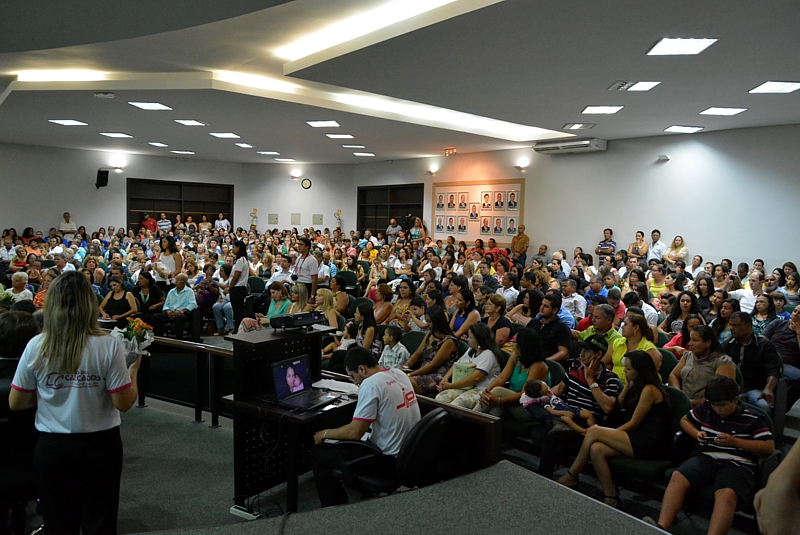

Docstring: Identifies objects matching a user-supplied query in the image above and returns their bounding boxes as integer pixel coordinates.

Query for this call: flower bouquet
[111,317,155,366]
[0,290,13,308]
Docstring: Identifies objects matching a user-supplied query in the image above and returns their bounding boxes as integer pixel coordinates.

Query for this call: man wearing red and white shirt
[312,346,421,507]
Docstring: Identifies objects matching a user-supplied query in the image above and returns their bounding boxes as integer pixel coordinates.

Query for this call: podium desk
[225,325,348,512]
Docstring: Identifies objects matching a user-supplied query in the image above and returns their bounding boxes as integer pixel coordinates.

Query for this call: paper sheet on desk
[313,379,359,393]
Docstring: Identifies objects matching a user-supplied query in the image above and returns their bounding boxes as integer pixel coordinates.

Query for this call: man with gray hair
[150,273,197,339]
[561,278,586,320]
[573,303,622,347]
[53,252,75,273]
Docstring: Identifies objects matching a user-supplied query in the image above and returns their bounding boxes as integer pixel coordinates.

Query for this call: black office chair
[0,376,40,535]
[332,408,449,496]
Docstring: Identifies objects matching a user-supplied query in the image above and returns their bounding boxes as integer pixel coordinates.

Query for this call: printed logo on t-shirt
[45,370,102,390]
[396,387,417,410]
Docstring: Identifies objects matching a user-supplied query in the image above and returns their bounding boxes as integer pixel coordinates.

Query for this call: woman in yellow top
[646,263,668,299]
[603,314,662,385]
[386,280,414,329]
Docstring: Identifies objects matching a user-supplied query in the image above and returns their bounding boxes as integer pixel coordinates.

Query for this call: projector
[270,311,327,330]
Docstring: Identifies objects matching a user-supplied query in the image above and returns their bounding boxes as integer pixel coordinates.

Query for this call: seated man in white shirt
[312,346,421,507]
[561,278,586,321]
[728,270,763,313]
[496,272,519,308]
[265,256,295,287]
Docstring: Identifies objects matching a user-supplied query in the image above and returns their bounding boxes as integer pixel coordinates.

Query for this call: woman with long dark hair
[659,291,704,335]
[405,306,459,395]
[558,350,670,508]
[751,293,778,336]
[224,240,249,332]
[434,323,503,407]
[9,271,141,532]
[668,325,735,405]
[449,289,481,339]
[711,298,740,343]
[693,275,715,314]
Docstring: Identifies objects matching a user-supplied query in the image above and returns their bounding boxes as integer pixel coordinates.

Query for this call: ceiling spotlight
[94,92,115,99]
[444,147,457,157]
[515,157,529,172]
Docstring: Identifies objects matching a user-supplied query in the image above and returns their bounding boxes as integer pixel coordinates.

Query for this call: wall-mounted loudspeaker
[96,169,109,189]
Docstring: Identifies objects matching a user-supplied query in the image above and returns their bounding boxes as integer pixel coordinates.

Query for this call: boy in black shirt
[645,376,774,534]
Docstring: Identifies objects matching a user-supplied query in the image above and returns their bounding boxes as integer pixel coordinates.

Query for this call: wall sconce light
[290,169,302,180]
[657,154,671,162]
[427,163,439,176]
[514,157,529,172]
[99,166,124,173]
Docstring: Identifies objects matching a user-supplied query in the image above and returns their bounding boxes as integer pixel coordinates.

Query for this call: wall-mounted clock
[301,178,312,189]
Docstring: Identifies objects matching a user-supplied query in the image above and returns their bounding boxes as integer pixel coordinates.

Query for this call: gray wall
[353,124,800,271]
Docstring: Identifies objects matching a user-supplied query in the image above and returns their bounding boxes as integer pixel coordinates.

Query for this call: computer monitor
[271,355,312,401]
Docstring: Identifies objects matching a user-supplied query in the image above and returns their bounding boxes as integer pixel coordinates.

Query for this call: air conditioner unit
[532,138,607,154]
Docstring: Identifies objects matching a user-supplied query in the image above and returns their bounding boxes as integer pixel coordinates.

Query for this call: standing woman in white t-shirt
[215,212,231,233]
[9,270,140,534]
[157,235,183,294]
[225,240,250,332]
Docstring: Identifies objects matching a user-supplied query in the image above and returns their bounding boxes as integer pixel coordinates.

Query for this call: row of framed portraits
[434,214,519,236]
[435,190,519,214]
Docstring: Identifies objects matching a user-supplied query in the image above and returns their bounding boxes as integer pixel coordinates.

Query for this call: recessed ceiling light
[275,158,296,162]
[170,150,195,155]
[235,143,255,149]
[128,102,172,110]
[209,132,240,138]
[582,106,623,114]
[307,120,340,127]
[174,119,207,126]
[353,152,375,157]
[148,142,169,147]
[48,119,88,126]
[257,151,280,155]
[749,81,800,94]
[326,133,354,139]
[563,123,596,130]
[665,125,704,134]
[647,38,717,55]
[94,92,115,99]
[99,132,133,138]
[699,107,748,116]
[342,144,366,148]
[627,81,661,92]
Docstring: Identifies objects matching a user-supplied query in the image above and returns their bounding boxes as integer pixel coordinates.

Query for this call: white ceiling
[0,0,798,165]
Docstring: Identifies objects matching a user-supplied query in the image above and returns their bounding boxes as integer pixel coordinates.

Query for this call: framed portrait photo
[435,193,445,211]
[468,203,480,220]
[506,216,518,236]
[445,215,456,233]
[435,216,445,232]
[480,217,492,235]
[457,192,469,211]
[457,216,468,234]
[493,191,505,211]
[507,190,519,211]
[446,192,457,210]
[481,191,493,210]
[492,216,505,236]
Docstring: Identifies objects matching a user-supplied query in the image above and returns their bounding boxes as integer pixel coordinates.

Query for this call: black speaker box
[96,169,109,189]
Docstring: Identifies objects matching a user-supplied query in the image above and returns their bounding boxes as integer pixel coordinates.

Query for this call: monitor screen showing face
[272,355,311,399]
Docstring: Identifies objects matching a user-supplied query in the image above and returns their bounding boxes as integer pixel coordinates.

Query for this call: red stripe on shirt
[108,382,132,394]
[353,417,375,423]
[11,383,35,393]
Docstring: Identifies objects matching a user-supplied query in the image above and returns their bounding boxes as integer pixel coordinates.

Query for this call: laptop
[267,355,339,411]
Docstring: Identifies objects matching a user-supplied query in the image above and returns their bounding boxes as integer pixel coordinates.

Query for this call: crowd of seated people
[2,215,799,522]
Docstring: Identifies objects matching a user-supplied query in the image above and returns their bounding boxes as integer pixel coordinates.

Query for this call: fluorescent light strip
[15,69,108,82]
[209,132,240,138]
[582,106,623,114]
[307,120,340,127]
[148,142,169,147]
[235,143,255,149]
[563,123,595,130]
[174,119,207,126]
[257,151,280,155]
[171,150,195,155]
[128,102,172,110]
[749,81,800,94]
[99,132,133,138]
[48,119,87,126]
[274,0,457,61]
[275,158,296,162]
[665,125,704,133]
[326,133,354,139]
[647,38,717,55]
[353,152,375,157]
[342,144,366,148]
[627,81,660,91]
[699,107,747,116]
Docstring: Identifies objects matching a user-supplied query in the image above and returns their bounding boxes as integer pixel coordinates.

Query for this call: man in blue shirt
[150,273,197,339]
